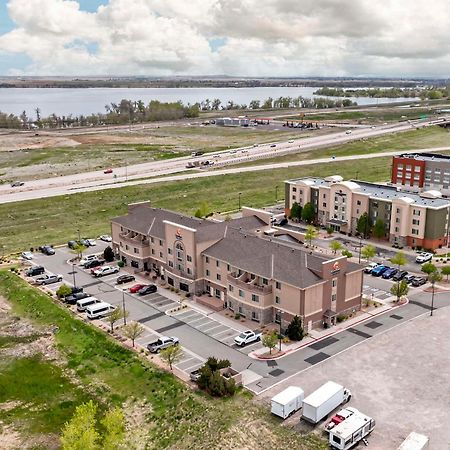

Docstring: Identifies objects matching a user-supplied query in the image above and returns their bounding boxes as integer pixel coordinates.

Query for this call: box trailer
[397,432,429,450]
[329,411,375,449]
[271,386,304,419]
[302,381,351,424]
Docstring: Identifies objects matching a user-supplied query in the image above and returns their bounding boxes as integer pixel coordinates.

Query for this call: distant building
[215,117,249,127]
[285,175,450,250]
[391,153,450,197]
[111,203,363,329]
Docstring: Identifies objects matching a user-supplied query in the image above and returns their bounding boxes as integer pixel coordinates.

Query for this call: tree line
[314,86,450,100]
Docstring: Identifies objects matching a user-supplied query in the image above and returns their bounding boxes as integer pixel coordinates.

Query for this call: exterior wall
[317,186,331,226]
[342,271,363,313]
[423,160,450,194]
[368,199,391,237]
[351,193,370,233]
[392,156,425,188]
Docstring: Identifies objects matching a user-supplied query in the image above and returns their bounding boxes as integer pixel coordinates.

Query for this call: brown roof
[202,228,360,289]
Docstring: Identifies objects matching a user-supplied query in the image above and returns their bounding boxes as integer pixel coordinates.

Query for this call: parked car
[79,239,90,247]
[64,291,91,305]
[345,130,352,134]
[68,285,83,295]
[234,330,262,346]
[411,276,427,287]
[76,297,100,312]
[26,266,45,277]
[393,270,408,281]
[415,252,433,263]
[116,274,136,285]
[84,259,105,269]
[270,144,277,148]
[104,168,113,174]
[86,302,115,319]
[371,265,388,277]
[84,239,97,247]
[35,274,63,285]
[382,267,398,279]
[129,283,147,293]
[364,262,379,274]
[404,274,416,284]
[67,240,77,249]
[189,368,202,382]
[147,336,179,353]
[191,151,204,157]
[79,254,99,266]
[138,284,157,296]
[11,181,25,187]
[99,234,112,242]
[38,245,55,255]
[92,266,119,277]
[21,251,33,260]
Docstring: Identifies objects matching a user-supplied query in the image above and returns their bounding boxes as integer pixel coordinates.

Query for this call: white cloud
[0,0,448,76]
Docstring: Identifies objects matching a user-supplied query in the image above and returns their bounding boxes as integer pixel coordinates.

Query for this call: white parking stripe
[185,316,209,325]
[211,328,232,337]
[202,324,225,333]
[183,362,204,372]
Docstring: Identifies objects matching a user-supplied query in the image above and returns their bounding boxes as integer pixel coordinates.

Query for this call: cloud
[0,0,448,77]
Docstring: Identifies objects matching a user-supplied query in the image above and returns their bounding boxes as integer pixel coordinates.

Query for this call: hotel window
[331,293,337,302]
[239,290,244,298]
[238,306,244,316]
[168,248,172,255]
[323,193,326,199]
[414,174,420,180]
[396,208,400,213]
[356,209,359,215]
[229,285,234,292]
[187,268,192,275]
[413,209,421,216]
[300,189,303,194]
[395,227,399,232]
[216,260,219,267]
[159,252,163,258]
[134,248,139,254]
[227,264,230,271]
[276,281,281,289]
[120,226,123,232]
[217,274,221,281]
[206,269,210,276]
[150,237,154,243]
[412,229,419,235]
[292,187,297,192]
[292,195,296,200]
[275,296,281,304]
[187,255,192,262]
[396,217,400,223]
[275,312,281,324]
[251,311,259,322]
[159,240,163,246]
[412,219,420,225]
[332,279,337,287]
[205,256,209,263]
[357,200,361,206]
[405,165,412,171]
[397,164,403,169]
[168,261,173,267]
[251,294,259,303]
[151,249,155,255]
[262,278,268,285]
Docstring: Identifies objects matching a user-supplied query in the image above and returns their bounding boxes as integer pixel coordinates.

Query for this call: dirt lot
[259,306,450,449]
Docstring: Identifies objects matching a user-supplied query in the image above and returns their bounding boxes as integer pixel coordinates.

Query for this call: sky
[0,0,449,78]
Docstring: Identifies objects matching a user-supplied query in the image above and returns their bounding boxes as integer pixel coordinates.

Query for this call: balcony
[119,232,149,246]
[227,272,272,294]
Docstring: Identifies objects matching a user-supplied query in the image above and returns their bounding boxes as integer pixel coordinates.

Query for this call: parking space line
[203,323,225,333]
[185,316,209,325]
[177,356,196,365]
[211,328,232,337]
[183,362,204,372]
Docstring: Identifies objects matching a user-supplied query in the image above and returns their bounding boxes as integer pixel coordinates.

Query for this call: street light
[238,192,242,211]
[275,185,278,203]
[72,262,77,288]
[122,289,127,325]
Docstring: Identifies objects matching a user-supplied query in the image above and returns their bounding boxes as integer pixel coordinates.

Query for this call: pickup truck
[91,266,119,277]
[147,336,179,353]
[35,274,63,285]
[234,330,262,346]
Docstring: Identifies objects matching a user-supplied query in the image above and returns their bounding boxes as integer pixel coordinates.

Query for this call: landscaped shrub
[286,315,304,341]
[234,313,241,320]
[117,260,125,268]
[197,357,235,397]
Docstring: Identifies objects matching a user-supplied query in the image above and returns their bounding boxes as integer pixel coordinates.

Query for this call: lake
[0,87,417,119]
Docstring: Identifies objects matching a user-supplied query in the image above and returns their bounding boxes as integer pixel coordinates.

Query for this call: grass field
[0,155,392,254]
[0,271,327,449]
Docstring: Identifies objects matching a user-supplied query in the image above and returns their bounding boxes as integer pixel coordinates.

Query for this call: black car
[116,274,136,285]
[84,259,105,269]
[39,245,55,255]
[411,277,427,287]
[11,181,25,187]
[68,286,83,295]
[26,265,45,276]
[68,240,77,249]
[138,284,157,295]
[64,292,91,305]
[393,270,408,282]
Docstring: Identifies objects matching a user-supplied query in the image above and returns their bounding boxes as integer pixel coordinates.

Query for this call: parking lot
[259,306,450,449]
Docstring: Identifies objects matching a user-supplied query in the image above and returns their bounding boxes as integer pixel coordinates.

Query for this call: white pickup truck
[234,330,262,346]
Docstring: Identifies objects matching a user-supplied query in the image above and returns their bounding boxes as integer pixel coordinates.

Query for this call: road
[1,117,448,204]
[29,244,448,394]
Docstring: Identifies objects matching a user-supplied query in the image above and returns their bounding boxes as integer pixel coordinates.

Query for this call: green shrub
[234,313,241,320]
[117,260,125,268]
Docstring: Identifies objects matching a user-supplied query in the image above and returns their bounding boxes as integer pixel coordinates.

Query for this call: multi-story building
[391,153,450,197]
[111,202,363,330]
[285,175,450,250]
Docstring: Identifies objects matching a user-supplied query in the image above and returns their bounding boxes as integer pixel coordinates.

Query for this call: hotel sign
[175,228,183,240]
[330,261,340,275]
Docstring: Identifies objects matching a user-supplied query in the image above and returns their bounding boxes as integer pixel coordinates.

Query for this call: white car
[288,140,294,143]
[99,235,112,242]
[79,254,99,266]
[364,262,379,274]
[345,130,352,134]
[85,239,97,246]
[415,252,433,264]
[21,251,33,260]
[92,266,119,277]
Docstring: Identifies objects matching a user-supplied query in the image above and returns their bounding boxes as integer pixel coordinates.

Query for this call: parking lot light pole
[275,185,278,203]
[122,289,127,325]
[238,192,242,211]
[72,262,77,288]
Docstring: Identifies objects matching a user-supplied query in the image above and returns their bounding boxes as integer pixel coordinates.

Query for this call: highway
[1,117,448,204]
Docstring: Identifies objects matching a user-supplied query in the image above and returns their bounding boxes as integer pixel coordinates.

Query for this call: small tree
[442,265,450,282]
[326,226,334,237]
[361,244,376,262]
[356,213,371,237]
[421,262,437,276]
[103,246,115,262]
[106,308,124,332]
[342,249,353,258]
[286,316,304,341]
[101,407,126,450]
[428,270,443,316]
[390,251,407,271]
[305,225,319,246]
[195,201,210,218]
[122,321,144,347]
[330,240,343,254]
[372,219,385,239]
[290,202,301,221]
[56,284,72,299]
[301,202,315,223]
[71,243,87,260]
[262,332,278,355]
[160,344,183,371]
[390,280,409,302]
[61,400,99,450]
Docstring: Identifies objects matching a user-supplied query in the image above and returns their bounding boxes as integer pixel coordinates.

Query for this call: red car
[104,168,113,174]
[129,283,146,293]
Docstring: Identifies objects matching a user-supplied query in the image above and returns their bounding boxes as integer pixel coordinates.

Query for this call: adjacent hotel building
[111,202,363,330]
[285,175,450,250]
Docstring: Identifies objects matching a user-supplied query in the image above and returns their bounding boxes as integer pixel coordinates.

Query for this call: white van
[76,297,100,312]
[86,302,115,319]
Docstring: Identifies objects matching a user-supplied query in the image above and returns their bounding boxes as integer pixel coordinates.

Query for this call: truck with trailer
[302,381,351,424]
[270,386,304,419]
[328,410,375,449]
